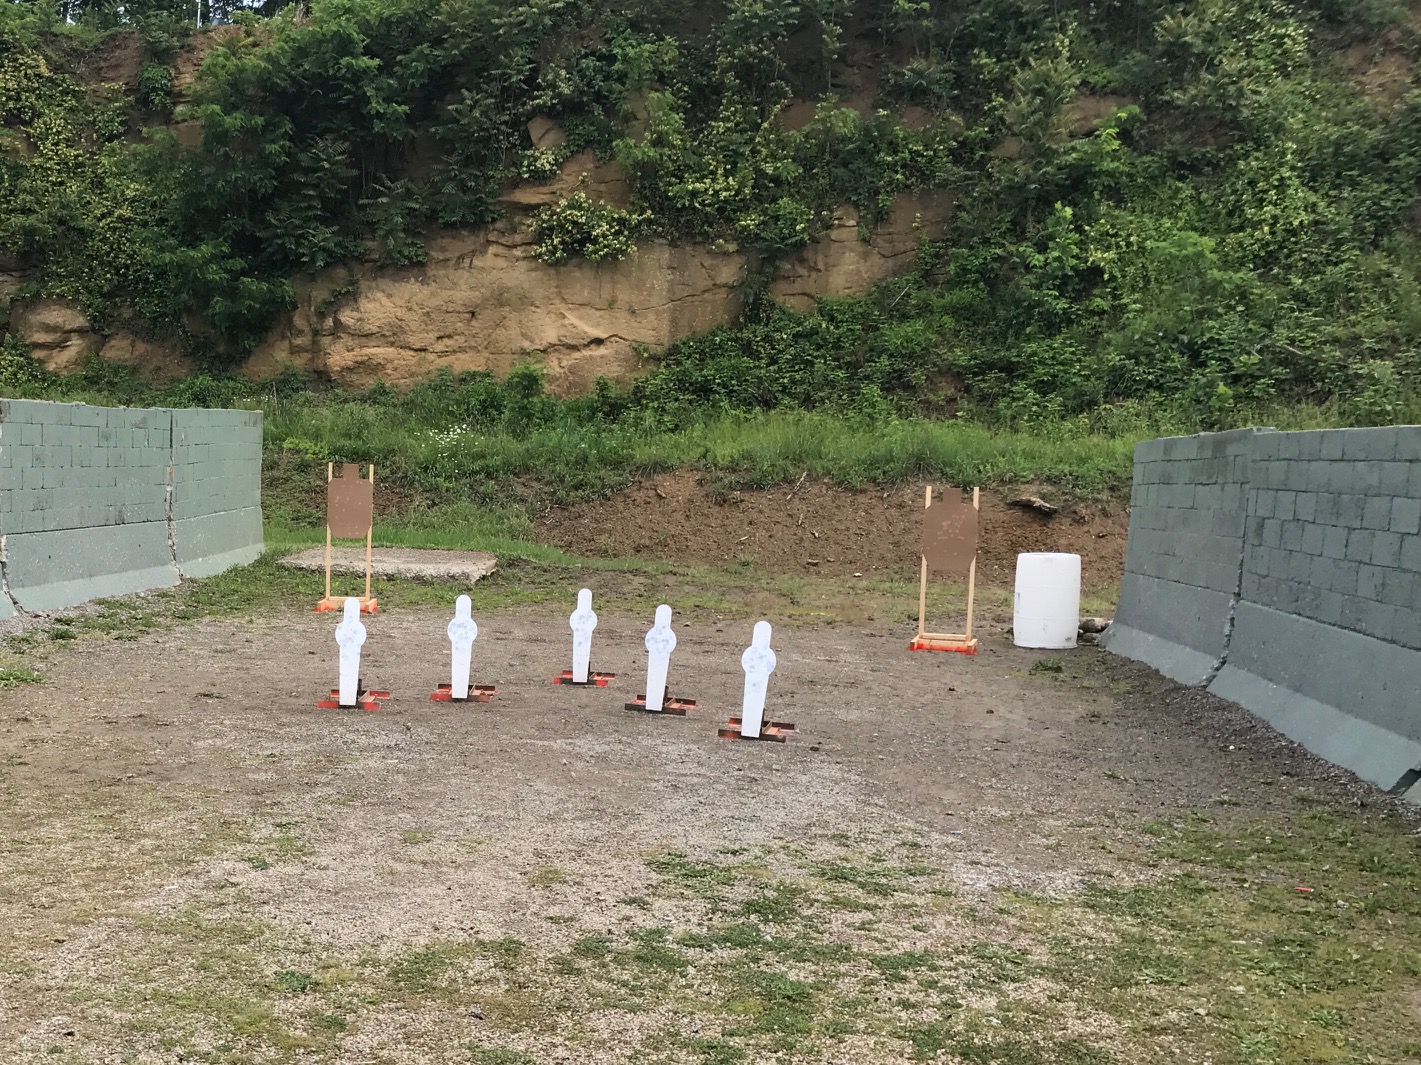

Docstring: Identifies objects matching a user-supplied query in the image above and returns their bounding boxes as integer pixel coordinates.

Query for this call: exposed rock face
[246,191,953,393]
[245,224,745,395]
[5,178,953,394]
[13,300,98,373]
[98,332,194,382]
[499,150,632,209]
[769,191,953,311]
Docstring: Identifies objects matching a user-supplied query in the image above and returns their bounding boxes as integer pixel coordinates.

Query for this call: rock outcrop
[246,224,746,395]
[246,189,952,393]
[12,300,97,373]
[6,167,952,394]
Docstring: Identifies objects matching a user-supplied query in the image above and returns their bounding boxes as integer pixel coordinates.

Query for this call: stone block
[1347,529,1375,563]
[1322,525,1349,560]
[1372,531,1403,569]
[1363,496,1393,531]
[1400,535,1421,573]
[1392,497,1421,536]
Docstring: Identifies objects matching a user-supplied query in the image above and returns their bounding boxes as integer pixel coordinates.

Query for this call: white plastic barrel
[1013,553,1081,649]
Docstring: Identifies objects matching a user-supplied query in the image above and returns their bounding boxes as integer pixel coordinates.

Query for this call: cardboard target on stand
[316,463,378,614]
[911,485,980,655]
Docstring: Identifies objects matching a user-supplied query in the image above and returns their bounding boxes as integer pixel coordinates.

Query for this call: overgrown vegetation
[2,0,1421,446]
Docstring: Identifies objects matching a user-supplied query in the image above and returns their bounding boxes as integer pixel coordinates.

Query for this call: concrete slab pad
[280,547,498,584]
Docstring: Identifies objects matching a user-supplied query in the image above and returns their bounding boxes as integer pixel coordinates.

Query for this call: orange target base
[316,686,391,711]
[316,596,378,614]
[625,695,696,716]
[430,683,498,704]
[553,670,615,687]
[718,716,797,742]
[909,633,978,655]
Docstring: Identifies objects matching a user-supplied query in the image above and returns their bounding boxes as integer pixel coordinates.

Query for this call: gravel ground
[0,602,1410,1063]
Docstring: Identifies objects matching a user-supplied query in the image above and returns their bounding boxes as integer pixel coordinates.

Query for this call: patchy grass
[0,666,42,688]
[4,802,1420,1062]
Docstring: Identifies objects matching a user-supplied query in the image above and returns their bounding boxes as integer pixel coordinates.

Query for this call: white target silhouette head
[336,597,366,645]
[742,620,776,673]
[570,588,597,634]
[645,604,676,654]
[448,594,478,643]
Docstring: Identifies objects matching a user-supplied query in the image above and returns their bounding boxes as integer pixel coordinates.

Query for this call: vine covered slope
[2,0,1421,431]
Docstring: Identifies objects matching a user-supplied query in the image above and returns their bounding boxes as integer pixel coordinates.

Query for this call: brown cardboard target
[327,463,374,539]
[920,489,978,576]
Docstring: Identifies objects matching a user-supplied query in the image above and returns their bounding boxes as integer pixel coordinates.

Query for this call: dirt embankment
[537,472,1128,587]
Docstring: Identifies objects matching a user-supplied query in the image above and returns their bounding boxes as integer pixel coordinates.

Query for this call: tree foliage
[0,0,1419,425]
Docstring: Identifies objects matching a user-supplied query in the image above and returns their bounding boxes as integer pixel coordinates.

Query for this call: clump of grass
[0,666,42,688]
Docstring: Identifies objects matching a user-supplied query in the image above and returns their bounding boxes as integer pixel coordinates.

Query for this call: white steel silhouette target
[624,604,698,715]
[315,597,390,711]
[719,621,796,742]
[431,594,498,703]
[553,588,615,686]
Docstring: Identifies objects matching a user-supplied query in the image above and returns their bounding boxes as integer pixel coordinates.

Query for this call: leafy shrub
[0,335,52,392]
[137,62,173,111]
[531,193,646,265]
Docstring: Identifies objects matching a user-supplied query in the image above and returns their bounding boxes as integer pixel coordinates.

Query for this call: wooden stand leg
[917,556,928,640]
[325,463,334,602]
[364,525,373,602]
[964,557,977,642]
[918,485,932,638]
[365,464,375,602]
[965,487,980,641]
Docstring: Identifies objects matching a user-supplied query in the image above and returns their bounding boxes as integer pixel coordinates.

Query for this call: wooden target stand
[315,462,378,614]
[910,485,980,655]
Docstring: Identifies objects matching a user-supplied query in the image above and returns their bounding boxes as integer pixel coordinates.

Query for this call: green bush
[0,0,1416,423]
[136,62,173,111]
[531,193,646,265]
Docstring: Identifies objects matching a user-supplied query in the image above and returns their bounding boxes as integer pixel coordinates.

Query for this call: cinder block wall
[172,408,265,579]
[0,400,264,616]
[1103,426,1421,802]
[1107,428,1265,685]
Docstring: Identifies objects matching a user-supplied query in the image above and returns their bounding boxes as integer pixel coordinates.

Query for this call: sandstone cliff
[12,151,950,394]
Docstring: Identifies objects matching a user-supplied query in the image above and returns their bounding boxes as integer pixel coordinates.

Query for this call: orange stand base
[316,596,378,614]
[316,686,391,711]
[909,636,979,655]
[718,716,797,742]
[430,683,498,704]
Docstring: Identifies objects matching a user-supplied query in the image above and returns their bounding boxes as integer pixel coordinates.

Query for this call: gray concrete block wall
[1241,428,1421,652]
[1102,428,1267,684]
[171,408,264,578]
[1106,425,1421,799]
[0,400,264,613]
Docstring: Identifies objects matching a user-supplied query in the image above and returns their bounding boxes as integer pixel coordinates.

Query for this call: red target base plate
[718,716,797,742]
[316,686,391,712]
[552,670,616,687]
[430,683,499,704]
[625,695,697,716]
